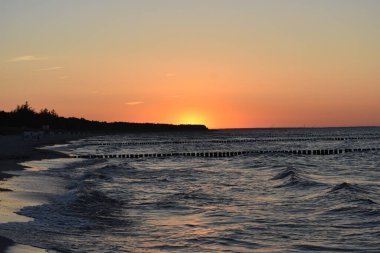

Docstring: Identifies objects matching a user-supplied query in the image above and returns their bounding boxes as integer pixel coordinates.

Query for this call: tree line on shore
[0,102,208,134]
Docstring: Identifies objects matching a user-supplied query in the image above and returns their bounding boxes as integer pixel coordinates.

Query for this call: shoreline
[0,236,14,253]
[0,133,97,180]
[0,132,100,253]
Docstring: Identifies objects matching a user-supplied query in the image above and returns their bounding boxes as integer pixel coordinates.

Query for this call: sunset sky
[1,0,379,128]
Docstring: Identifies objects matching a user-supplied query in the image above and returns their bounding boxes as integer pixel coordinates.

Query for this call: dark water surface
[1,128,380,252]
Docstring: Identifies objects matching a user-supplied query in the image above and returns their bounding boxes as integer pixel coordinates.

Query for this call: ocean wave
[97,163,130,173]
[351,198,378,205]
[153,190,232,210]
[271,167,299,180]
[271,167,324,188]
[329,182,370,194]
[322,203,380,217]
[310,182,380,217]
[294,244,357,252]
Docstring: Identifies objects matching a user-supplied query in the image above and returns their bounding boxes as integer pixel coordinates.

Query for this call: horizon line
[211,125,380,130]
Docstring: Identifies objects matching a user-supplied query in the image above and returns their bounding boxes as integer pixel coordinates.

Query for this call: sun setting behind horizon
[176,113,207,126]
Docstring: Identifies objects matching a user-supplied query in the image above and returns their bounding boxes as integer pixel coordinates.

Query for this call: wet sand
[0,235,49,253]
[0,133,93,180]
[0,236,14,252]
[0,133,96,253]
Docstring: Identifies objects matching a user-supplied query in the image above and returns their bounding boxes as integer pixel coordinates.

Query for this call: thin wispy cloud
[125,101,144,106]
[9,55,47,62]
[38,66,64,71]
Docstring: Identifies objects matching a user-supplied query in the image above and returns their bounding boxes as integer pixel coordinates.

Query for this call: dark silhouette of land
[0,102,208,134]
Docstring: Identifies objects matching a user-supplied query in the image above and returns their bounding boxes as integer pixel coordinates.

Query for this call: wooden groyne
[70,147,379,159]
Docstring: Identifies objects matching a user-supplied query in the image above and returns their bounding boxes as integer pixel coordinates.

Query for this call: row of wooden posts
[70,147,379,159]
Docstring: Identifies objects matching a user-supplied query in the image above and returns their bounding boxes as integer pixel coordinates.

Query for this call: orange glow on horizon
[176,112,207,126]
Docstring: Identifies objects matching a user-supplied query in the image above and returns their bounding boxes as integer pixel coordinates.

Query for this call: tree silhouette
[0,102,208,134]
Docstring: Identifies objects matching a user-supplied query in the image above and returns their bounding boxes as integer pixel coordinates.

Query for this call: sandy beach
[0,132,96,253]
[0,133,94,180]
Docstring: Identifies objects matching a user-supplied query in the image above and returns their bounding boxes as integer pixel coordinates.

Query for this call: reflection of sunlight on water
[143,210,257,252]
[149,213,202,227]
[148,213,215,236]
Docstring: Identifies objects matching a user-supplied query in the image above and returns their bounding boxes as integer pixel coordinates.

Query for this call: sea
[1,127,380,252]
